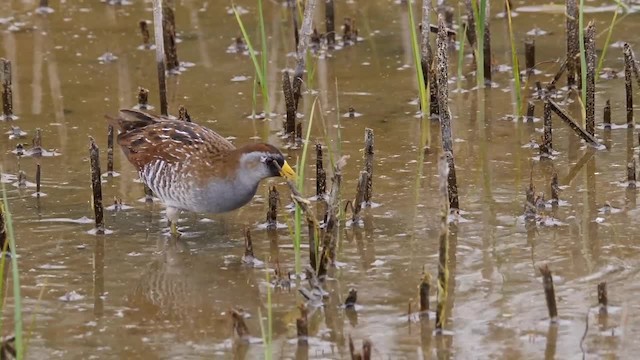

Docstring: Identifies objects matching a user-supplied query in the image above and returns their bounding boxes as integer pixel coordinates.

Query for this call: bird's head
[237,143,296,182]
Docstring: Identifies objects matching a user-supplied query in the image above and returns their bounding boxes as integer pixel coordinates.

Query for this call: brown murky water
[2,0,640,358]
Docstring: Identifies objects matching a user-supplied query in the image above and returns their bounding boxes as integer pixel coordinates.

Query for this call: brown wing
[111,109,236,172]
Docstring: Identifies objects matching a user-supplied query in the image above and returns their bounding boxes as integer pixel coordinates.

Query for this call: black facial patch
[268,154,285,177]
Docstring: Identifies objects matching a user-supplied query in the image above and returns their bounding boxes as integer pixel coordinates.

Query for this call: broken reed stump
[628,160,636,189]
[296,304,308,343]
[547,99,600,147]
[243,228,254,260]
[482,1,492,85]
[177,105,191,122]
[539,264,558,323]
[325,0,335,48]
[624,43,635,128]
[436,15,459,210]
[524,174,536,220]
[89,138,105,234]
[231,309,250,340]
[316,143,326,198]
[435,154,450,332]
[32,128,43,156]
[566,0,579,87]
[348,336,372,360]
[282,71,296,139]
[137,87,150,110]
[1,58,14,121]
[35,163,41,198]
[525,37,535,75]
[151,0,168,116]
[551,173,559,206]
[266,186,279,229]
[308,220,317,271]
[318,156,348,277]
[363,128,374,205]
[350,171,368,224]
[107,125,114,176]
[603,99,611,129]
[585,22,596,136]
[162,0,180,72]
[597,282,607,313]
[526,101,535,122]
[139,20,151,49]
[464,0,477,56]
[419,273,430,318]
[344,288,358,308]
[292,0,318,112]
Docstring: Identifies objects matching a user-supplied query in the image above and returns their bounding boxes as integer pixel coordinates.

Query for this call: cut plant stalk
[482,0,491,85]
[315,143,326,198]
[436,15,460,210]
[363,128,374,205]
[551,173,559,206]
[177,105,191,122]
[628,160,636,189]
[435,154,450,332]
[524,37,535,76]
[539,264,558,323]
[139,20,151,50]
[89,138,105,234]
[585,22,596,135]
[624,43,635,128]
[325,0,335,48]
[597,282,607,313]
[579,0,587,102]
[35,164,41,198]
[566,0,579,88]
[266,186,279,230]
[152,0,168,115]
[603,99,611,129]
[1,58,16,121]
[107,125,114,176]
[162,0,180,74]
[547,99,600,147]
[419,273,430,318]
[137,87,150,110]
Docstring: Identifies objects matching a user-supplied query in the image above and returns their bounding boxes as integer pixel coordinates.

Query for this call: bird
[107,109,296,235]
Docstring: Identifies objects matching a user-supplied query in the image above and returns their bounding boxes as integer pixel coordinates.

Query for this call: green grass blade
[505,0,522,117]
[233,5,269,108]
[293,98,318,275]
[473,0,487,88]
[2,182,23,360]
[257,0,269,112]
[407,1,429,121]
[579,0,587,113]
[596,2,621,79]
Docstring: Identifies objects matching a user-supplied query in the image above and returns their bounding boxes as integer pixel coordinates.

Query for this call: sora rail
[108,109,296,234]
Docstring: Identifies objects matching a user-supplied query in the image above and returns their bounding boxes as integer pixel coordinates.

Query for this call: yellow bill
[279,160,297,180]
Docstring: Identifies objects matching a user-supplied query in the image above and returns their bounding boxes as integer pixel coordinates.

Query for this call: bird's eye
[260,155,268,163]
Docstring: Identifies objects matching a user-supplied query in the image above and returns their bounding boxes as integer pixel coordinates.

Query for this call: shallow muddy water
[2,0,640,358]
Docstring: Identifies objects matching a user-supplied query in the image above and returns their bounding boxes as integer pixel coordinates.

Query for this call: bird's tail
[105,109,161,133]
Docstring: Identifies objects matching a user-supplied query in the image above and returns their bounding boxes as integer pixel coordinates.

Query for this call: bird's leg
[166,206,181,236]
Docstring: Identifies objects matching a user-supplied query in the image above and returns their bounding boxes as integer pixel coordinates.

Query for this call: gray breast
[193,178,259,213]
